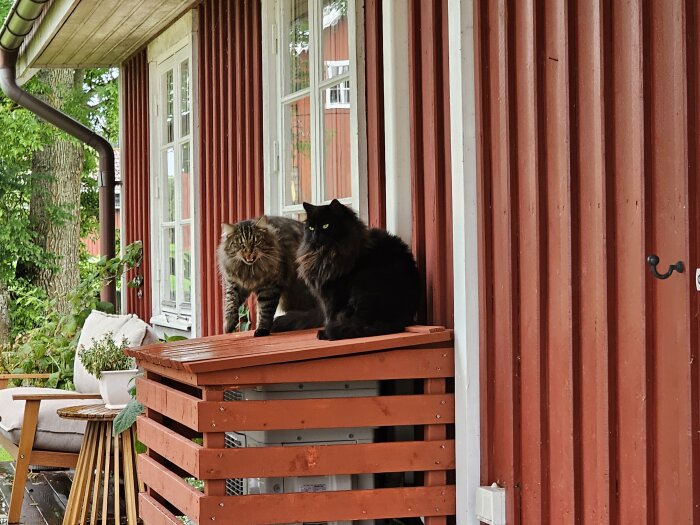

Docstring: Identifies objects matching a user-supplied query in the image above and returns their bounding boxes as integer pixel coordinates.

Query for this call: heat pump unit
[224,382,378,525]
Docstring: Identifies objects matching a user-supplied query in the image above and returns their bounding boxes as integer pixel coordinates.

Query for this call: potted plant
[78,332,138,409]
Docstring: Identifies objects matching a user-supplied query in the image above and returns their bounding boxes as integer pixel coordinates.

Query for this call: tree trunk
[27,69,84,315]
[0,281,9,344]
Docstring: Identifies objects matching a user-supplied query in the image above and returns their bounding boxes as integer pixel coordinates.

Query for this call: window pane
[180,59,190,137]
[182,223,192,304]
[282,0,310,94]
[165,147,175,221]
[322,80,352,201]
[181,143,191,220]
[164,227,176,303]
[322,0,349,81]
[283,97,312,206]
[165,70,174,143]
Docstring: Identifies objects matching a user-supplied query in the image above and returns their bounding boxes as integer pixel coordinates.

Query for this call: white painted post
[447,0,481,524]
[381,0,412,244]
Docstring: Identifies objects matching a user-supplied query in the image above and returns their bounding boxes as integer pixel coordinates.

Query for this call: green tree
[0,0,119,339]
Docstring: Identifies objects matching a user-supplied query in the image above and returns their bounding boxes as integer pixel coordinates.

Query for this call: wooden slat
[197,394,455,432]
[197,440,455,479]
[127,327,450,371]
[199,486,456,524]
[137,454,201,522]
[138,493,183,525]
[137,376,453,431]
[136,378,199,429]
[183,330,454,373]
[196,345,454,385]
[136,416,199,477]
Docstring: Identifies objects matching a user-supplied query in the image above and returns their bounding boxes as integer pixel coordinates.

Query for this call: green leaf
[112,398,144,436]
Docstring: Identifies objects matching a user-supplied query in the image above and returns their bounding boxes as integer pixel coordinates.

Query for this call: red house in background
[4,0,700,523]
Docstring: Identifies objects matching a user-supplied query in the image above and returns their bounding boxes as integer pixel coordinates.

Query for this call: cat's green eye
[309,226,315,231]
[322,224,329,229]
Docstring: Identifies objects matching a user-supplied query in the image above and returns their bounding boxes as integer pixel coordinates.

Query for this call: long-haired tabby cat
[297,199,420,340]
[217,215,320,336]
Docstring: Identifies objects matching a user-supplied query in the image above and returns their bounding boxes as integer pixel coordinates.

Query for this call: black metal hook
[646,254,684,280]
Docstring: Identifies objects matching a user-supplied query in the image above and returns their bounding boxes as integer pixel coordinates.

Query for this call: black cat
[297,199,420,340]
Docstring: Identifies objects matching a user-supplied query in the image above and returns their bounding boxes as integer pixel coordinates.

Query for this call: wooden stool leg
[64,422,95,525]
[89,422,107,525]
[102,423,112,525]
[114,429,121,525]
[79,422,100,525]
[122,429,138,524]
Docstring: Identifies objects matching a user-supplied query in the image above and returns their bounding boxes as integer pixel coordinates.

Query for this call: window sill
[150,313,192,339]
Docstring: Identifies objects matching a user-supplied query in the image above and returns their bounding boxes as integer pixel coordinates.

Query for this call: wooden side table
[57,404,142,525]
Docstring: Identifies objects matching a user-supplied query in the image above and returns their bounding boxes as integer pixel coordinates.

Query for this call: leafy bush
[78,332,133,378]
[0,241,143,389]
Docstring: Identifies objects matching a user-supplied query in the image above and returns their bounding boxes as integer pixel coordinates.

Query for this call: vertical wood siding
[475,0,700,523]
[198,0,264,336]
[408,0,453,328]
[122,50,152,321]
[364,0,386,229]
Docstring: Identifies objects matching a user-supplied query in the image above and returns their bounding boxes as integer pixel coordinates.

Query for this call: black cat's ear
[255,215,269,227]
[302,202,314,214]
[329,198,343,210]
[221,223,234,237]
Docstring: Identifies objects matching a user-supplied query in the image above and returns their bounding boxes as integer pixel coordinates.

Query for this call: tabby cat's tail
[271,308,325,333]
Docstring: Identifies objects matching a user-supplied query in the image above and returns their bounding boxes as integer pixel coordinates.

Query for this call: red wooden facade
[122,50,152,323]
[475,1,700,523]
[197,0,264,336]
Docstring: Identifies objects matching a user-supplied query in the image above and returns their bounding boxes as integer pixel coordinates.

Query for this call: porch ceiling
[16,0,199,74]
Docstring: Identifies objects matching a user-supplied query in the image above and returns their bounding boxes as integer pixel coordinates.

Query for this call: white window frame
[262,0,367,219]
[147,13,199,338]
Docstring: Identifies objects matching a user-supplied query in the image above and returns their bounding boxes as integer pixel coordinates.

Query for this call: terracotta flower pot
[98,369,139,409]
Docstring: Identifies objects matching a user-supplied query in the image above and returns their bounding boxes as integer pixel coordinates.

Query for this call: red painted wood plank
[197,440,455,480]
[196,346,455,385]
[513,0,547,522]
[486,1,519,522]
[137,454,202,522]
[138,493,184,525]
[196,394,455,432]
[136,378,199,429]
[199,486,456,524]
[648,1,694,522]
[575,1,614,523]
[611,1,652,522]
[543,0,576,521]
[136,416,199,477]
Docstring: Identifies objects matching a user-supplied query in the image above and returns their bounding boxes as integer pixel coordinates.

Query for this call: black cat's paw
[316,329,328,340]
[224,320,237,334]
[254,328,271,337]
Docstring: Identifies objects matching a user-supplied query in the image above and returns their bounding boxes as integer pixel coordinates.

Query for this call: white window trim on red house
[447,0,481,523]
[261,0,368,220]
[147,12,200,339]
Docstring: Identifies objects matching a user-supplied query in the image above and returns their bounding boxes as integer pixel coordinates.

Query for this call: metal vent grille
[224,389,244,401]
[224,432,244,496]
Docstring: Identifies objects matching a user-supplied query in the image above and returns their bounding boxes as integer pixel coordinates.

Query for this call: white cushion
[0,387,92,453]
[74,310,157,394]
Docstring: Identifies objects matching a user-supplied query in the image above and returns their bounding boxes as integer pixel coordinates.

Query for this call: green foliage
[237,303,251,332]
[0,242,144,390]
[78,332,133,378]
[112,333,188,435]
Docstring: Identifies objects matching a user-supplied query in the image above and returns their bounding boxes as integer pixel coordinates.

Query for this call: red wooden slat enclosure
[127,327,456,525]
[198,0,264,336]
[475,0,700,523]
[122,49,152,322]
